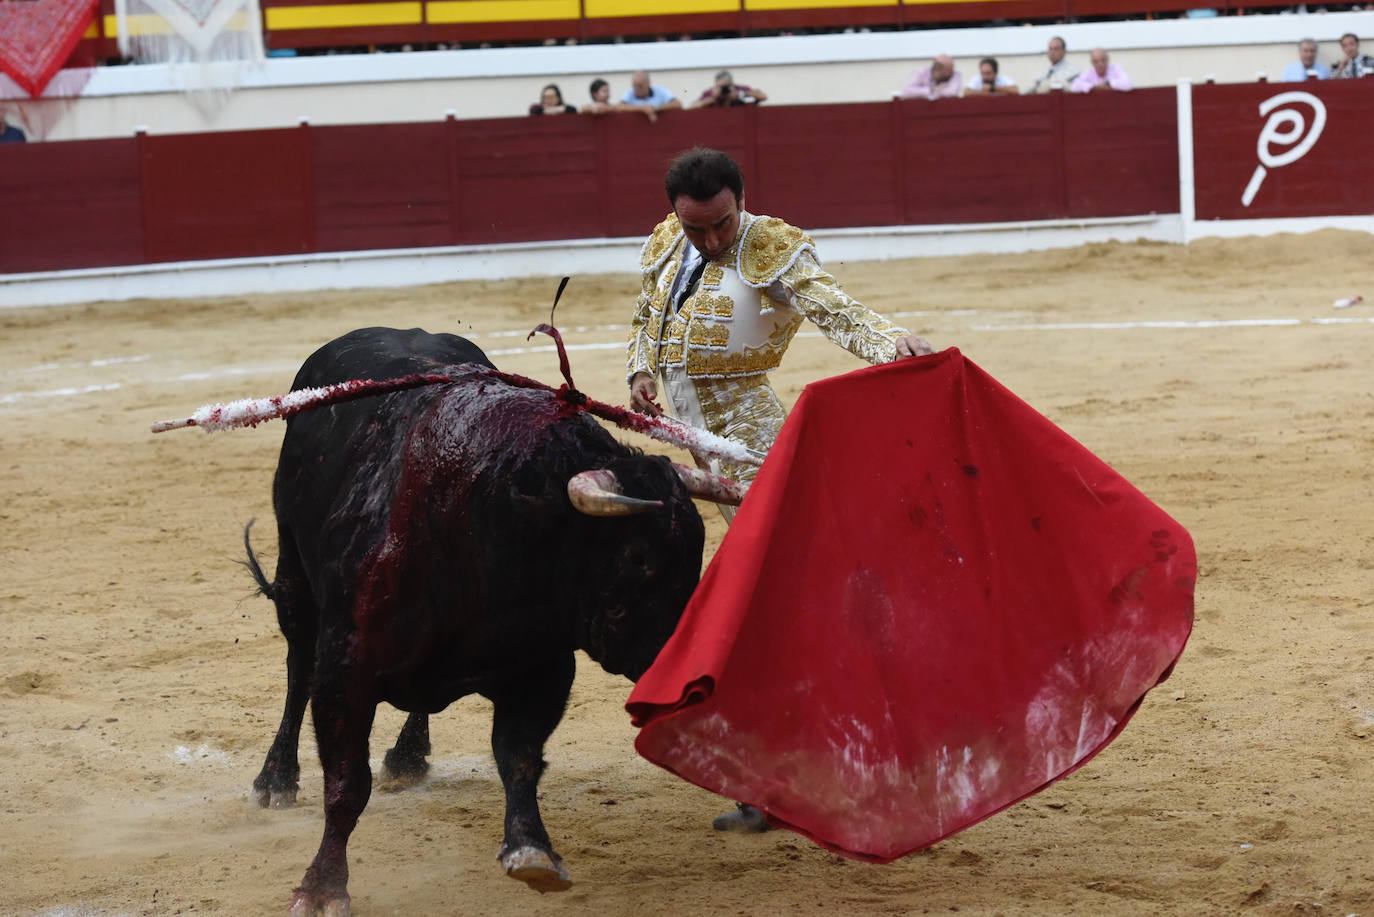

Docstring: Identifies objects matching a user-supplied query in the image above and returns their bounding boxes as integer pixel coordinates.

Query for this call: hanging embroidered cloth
[0,0,98,97]
[627,349,1196,862]
[114,0,263,114]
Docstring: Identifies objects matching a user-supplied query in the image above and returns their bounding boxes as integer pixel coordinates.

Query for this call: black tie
[676,258,706,313]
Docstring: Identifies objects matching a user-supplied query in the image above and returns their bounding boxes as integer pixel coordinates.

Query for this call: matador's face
[673,188,743,263]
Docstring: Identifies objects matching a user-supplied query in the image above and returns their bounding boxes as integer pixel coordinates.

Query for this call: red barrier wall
[141,128,314,263]
[453,116,606,243]
[1192,80,1374,222]
[0,138,144,272]
[1,92,1181,275]
[312,122,454,252]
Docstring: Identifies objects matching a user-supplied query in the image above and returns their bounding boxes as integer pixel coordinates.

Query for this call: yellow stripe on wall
[427,0,578,23]
[746,0,893,8]
[585,0,739,17]
[103,11,255,35]
[266,3,423,30]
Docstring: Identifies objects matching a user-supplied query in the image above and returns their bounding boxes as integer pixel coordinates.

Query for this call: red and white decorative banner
[0,0,97,96]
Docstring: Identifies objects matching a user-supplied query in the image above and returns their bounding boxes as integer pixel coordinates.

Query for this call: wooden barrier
[1192,80,1374,222]
[141,127,315,263]
[0,137,143,272]
[1,90,1187,274]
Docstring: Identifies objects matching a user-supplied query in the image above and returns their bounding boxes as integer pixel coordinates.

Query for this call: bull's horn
[671,463,748,506]
[567,469,664,516]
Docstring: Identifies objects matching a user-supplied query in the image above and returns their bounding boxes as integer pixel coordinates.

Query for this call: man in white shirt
[1028,36,1079,93]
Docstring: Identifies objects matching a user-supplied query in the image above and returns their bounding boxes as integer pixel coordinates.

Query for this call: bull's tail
[242,519,276,601]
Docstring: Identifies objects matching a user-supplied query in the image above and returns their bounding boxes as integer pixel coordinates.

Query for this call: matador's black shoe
[712,803,774,833]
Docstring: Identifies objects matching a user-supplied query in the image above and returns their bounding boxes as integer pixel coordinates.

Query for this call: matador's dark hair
[664,147,744,207]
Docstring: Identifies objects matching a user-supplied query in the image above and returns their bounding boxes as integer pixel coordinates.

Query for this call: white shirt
[670,244,704,313]
[965,74,1017,93]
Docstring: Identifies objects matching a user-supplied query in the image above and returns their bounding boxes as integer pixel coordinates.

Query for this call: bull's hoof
[377,759,429,793]
[712,803,774,833]
[382,747,430,777]
[500,846,572,893]
[252,786,298,809]
[288,889,350,917]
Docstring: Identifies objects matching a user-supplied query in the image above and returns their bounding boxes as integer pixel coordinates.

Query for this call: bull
[243,327,737,916]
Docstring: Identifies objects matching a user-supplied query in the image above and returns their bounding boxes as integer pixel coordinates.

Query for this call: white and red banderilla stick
[150,366,764,469]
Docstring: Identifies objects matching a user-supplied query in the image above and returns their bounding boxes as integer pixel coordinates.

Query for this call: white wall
[14,10,1374,141]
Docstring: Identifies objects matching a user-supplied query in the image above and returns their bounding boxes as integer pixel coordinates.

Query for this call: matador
[627,148,932,488]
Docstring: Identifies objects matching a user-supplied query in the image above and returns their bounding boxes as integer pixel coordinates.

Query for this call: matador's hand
[894,335,935,359]
[629,372,662,416]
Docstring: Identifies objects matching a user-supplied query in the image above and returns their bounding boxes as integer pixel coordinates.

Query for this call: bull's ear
[510,464,556,509]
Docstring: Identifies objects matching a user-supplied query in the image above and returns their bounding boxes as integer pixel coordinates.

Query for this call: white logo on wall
[1242,91,1327,207]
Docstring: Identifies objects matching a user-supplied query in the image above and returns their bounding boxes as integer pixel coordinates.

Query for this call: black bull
[244,327,717,915]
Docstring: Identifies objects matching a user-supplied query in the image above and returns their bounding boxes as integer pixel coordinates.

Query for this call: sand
[1,230,1371,917]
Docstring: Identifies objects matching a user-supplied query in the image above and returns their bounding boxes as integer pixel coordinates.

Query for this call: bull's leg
[252,527,317,809]
[290,664,376,917]
[490,652,576,893]
[379,711,430,788]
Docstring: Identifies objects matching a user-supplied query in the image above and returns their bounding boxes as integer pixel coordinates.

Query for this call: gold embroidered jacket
[626,211,910,382]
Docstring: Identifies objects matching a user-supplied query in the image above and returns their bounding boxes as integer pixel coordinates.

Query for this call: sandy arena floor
[1,230,1371,917]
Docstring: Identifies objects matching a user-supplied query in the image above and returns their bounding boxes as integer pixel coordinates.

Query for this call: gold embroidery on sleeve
[739,217,814,286]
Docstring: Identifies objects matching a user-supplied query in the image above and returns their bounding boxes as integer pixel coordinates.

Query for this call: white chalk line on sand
[477,309,962,340]
[3,312,1368,409]
[8,353,152,378]
[0,383,124,405]
[969,316,1374,332]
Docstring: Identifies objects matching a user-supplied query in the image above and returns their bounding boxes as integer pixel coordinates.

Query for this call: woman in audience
[583,78,614,114]
[529,84,577,115]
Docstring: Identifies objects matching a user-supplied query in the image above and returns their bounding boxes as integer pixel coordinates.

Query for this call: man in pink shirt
[900,55,962,100]
[1070,48,1134,93]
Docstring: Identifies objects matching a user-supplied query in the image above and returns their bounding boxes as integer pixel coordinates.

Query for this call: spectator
[1282,39,1327,81]
[1028,36,1079,93]
[899,55,962,100]
[584,78,615,115]
[529,84,576,116]
[618,70,682,122]
[963,57,1019,95]
[1331,32,1374,78]
[0,118,25,144]
[689,70,767,108]
[1070,48,1133,93]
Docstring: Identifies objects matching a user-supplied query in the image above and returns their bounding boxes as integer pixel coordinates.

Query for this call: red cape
[626,349,1195,862]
